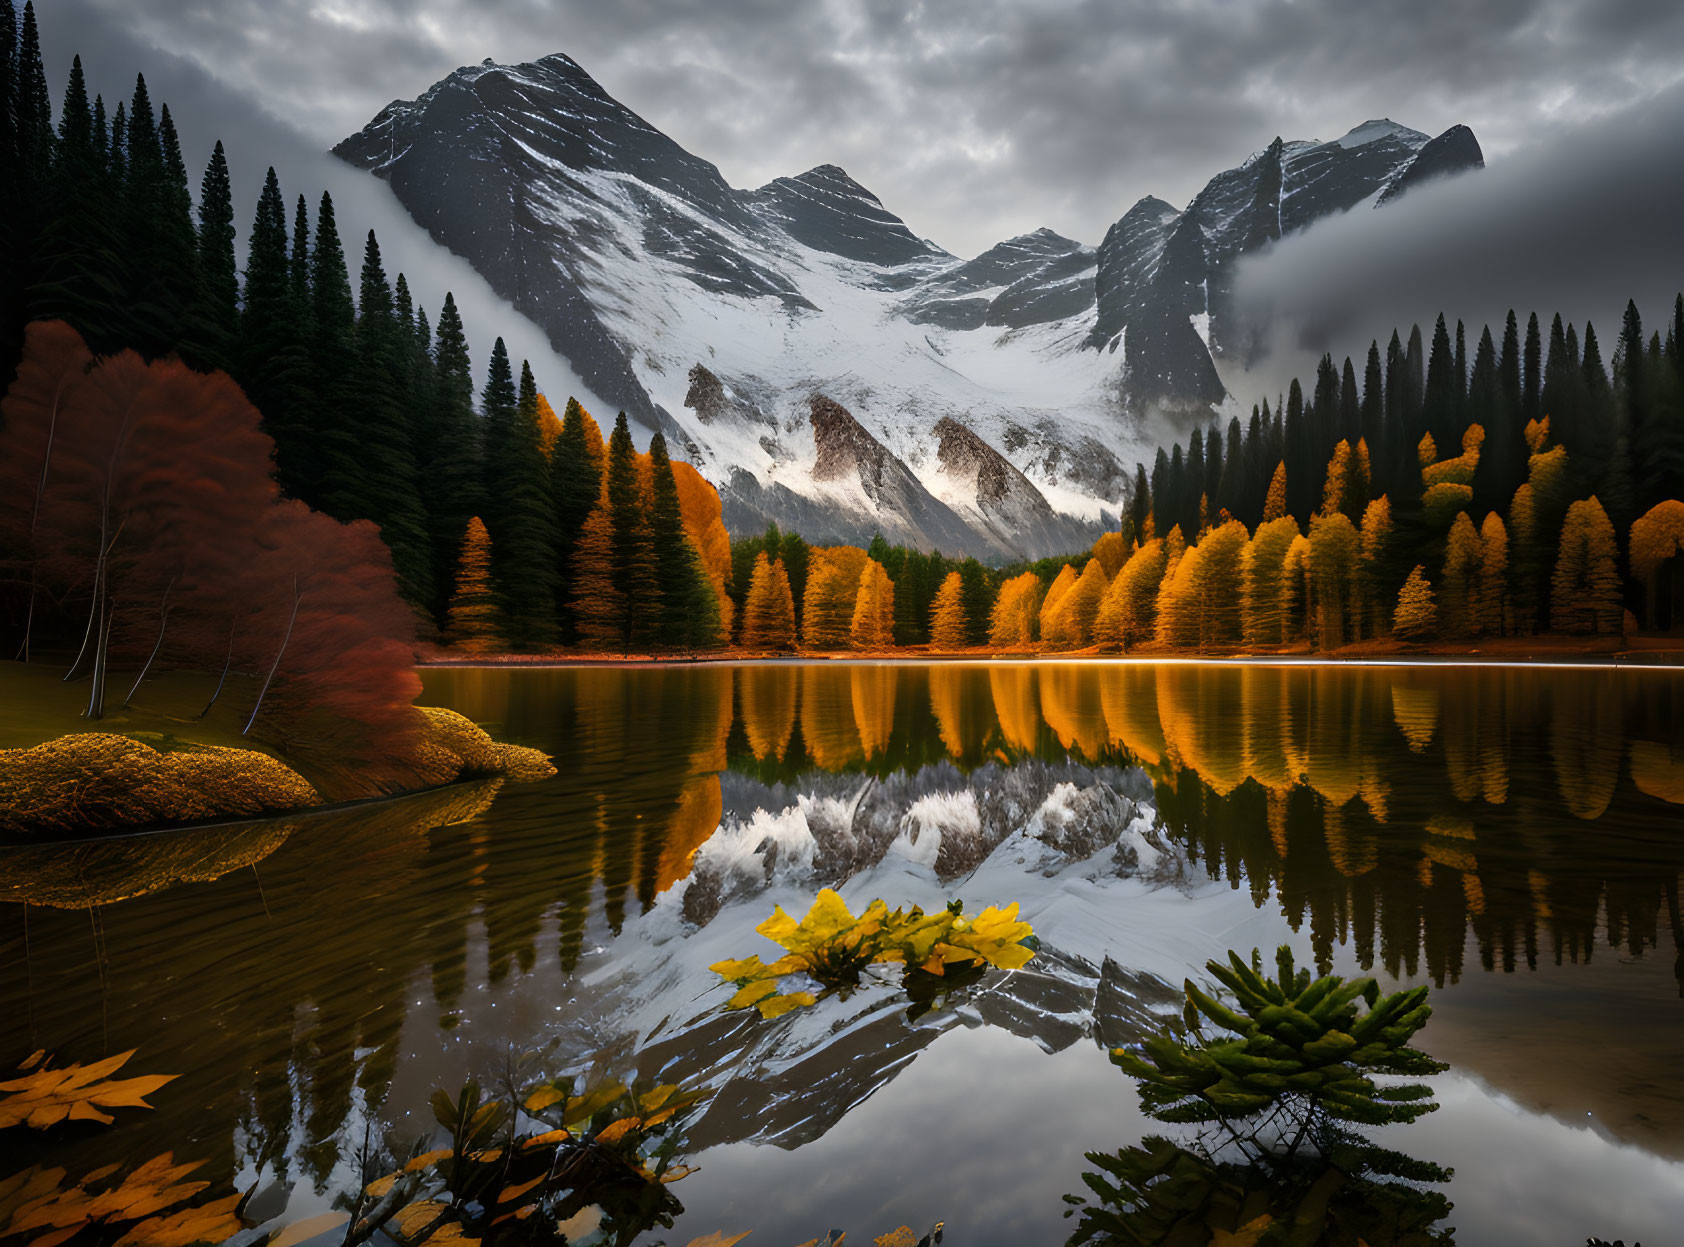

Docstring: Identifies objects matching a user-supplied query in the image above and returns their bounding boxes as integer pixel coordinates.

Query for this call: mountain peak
[753,165,945,267]
[1334,118,1427,149]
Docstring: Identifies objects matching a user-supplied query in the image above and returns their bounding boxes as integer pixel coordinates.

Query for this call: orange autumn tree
[989,572,1044,647]
[740,552,797,651]
[849,559,896,650]
[443,517,504,652]
[803,546,868,650]
[929,571,968,650]
[1630,500,1684,629]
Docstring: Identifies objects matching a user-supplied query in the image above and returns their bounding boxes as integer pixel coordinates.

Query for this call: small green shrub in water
[1113,945,1445,1133]
[1066,945,1454,1245]
[710,888,1037,1018]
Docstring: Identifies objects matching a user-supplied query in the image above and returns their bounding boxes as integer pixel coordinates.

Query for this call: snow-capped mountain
[334,55,1481,558]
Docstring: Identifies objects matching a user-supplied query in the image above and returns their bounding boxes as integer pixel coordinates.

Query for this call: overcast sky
[33,0,1684,258]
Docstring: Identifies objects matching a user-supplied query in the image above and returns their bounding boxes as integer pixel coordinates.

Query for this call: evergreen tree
[1284,378,1311,524]
[1185,427,1206,536]
[1339,356,1361,446]
[239,168,313,497]
[1150,448,1172,540]
[1499,310,1521,422]
[489,356,563,647]
[1311,353,1340,466]
[1471,323,1523,516]
[740,552,796,651]
[648,430,720,649]
[193,140,238,367]
[1423,314,1457,456]
[289,193,311,310]
[604,410,659,650]
[1393,566,1437,641]
[1361,340,1384,454]
[929,571,967,650]
[332,229,432,610]
[1130,462,1152,544]
[443,517,504,652]
[29,54,127,358]
[957,557,993,645]
[1523,311,1542,426]
[1579,321,1616,482]
[422,293,483,616]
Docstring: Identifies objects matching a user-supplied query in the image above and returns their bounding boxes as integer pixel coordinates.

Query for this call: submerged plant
[1114,945,1444,1141]
[351,1072,709,1247]
[710,888,1037,1018]
[1066,945,1454,1245]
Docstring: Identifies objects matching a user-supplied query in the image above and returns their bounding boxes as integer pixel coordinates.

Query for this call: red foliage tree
[0,322,420,798]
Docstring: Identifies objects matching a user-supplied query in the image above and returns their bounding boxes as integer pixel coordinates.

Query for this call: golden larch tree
[1439,511,1484,638]
[1551,496,1622,634]
[1244,516,1299,647]
[989,571,1044,647]
[569,500,623,651]
[802,546,867,650]
[1096,537,1167,650]
[1309,511,1363,648]
[1629,500,1684,629]
[1280,534,1313,643]
[849,559,896,650]
[1359,496,1393,637]
[740,552,797,651]
[1476,512,1510,637]
[1393,565,1437,641]
[929,571,968,650]
[1044,558,1109,649]
[1321,440,1353,518]
[443,517,504,652]
[1039,563,1080,637]
[1263,463,1288,522]
[1090,530,1129,577]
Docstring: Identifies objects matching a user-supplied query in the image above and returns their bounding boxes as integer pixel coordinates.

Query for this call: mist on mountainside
[1229,79,1684,407]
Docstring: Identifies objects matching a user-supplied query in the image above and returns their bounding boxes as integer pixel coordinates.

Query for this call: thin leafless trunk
[244,579,301,736]
[123,577,176,708]
[200,619,238,718]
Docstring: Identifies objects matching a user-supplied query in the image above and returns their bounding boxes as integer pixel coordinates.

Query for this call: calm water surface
[4,662,1684,1243]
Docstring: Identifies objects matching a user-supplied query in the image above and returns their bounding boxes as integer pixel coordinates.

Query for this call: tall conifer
[494,361,563,648]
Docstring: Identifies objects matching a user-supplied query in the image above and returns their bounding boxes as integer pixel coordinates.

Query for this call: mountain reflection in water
[2,662,1681,1242]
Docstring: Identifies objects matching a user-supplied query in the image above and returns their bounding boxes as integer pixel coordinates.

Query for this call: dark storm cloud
[1229,77,1684,405]
[36,0,1684,257]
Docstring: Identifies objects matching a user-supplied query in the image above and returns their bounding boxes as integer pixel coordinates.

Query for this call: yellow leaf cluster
[0,1051,174,1130]
[709,888,1036,1017]
[0,1155,241,1247]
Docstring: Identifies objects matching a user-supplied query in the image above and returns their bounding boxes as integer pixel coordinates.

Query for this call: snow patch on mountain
[336,53,1482,556]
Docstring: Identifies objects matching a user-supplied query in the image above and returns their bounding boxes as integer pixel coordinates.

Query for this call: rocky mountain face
[336,57,1482,557]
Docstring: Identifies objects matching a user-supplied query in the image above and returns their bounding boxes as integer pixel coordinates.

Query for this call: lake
[4,661,1684,1244]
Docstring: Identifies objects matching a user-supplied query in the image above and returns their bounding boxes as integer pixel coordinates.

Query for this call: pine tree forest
[6,10,1684,661]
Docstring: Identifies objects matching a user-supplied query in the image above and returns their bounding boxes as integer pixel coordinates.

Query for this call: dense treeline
[1103,299,1684,648]
[8,3,1684,663]
[0,3,728,662]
